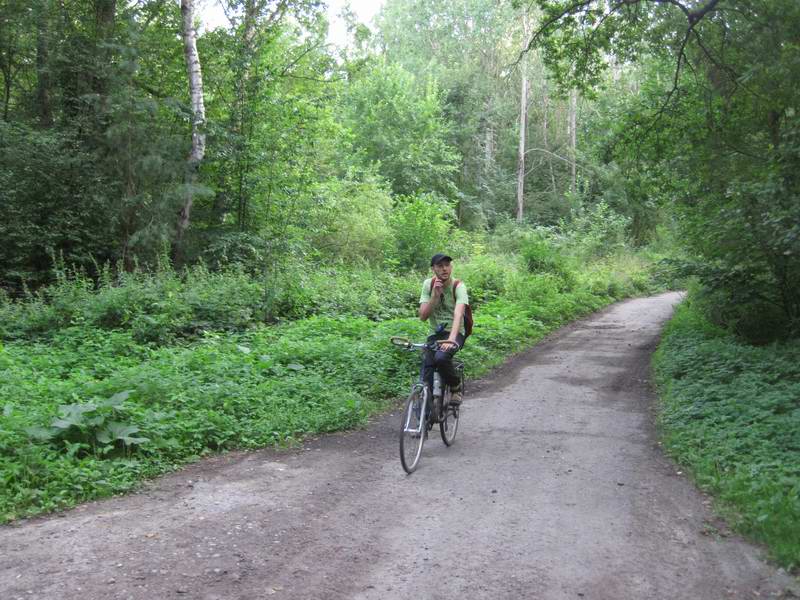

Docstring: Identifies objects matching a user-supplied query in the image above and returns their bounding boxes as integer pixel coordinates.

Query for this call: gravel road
[2,292,797,600]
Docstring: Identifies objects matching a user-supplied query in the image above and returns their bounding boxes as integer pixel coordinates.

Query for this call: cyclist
[418,253,468,405]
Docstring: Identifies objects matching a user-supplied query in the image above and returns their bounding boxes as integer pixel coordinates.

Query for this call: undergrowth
[653,300,800,570]
[0,246,659,521]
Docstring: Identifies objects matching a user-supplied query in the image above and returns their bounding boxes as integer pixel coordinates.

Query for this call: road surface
[2,292,796,599]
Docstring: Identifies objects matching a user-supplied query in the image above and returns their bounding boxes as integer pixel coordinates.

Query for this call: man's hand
[439,340,458,351]
[431,277,444,299]
[419,276,445,321]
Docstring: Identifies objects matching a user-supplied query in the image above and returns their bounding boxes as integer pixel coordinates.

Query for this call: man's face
[432,260,453,282]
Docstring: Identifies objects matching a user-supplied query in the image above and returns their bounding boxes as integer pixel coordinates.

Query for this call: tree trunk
[0,26,15,122]
[484,96,495,167]
[2,65,10,122]
[516,19,530,224]
[93,0,116,97]
[233,0,258,231]
[542,81,556,196]
[94,0,116,37]
[36,2,53,127]
[485,128,494,167]
[175,0,206,256]
[569,88,577,196]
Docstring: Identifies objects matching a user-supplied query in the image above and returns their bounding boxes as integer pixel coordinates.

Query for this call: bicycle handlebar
[389,336,456,351]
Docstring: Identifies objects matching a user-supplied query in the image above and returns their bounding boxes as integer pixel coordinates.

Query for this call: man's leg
[432,332,465,404]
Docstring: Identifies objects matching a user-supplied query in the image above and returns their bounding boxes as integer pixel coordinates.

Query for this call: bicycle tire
[440,369,463,446]
[439,399,459,446]
[400,386,427,474]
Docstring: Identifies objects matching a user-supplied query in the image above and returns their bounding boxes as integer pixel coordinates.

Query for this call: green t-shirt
[419,278,469,335]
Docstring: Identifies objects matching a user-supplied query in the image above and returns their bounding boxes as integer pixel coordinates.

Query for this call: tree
[375,0,581,226]
[175,0,207,259]
[516,16,530,223]
[525,0,800,336]
[376,0,518,224]
[340,61,459,199]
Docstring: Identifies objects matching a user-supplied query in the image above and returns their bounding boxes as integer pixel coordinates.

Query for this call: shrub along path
[1,292,796,600]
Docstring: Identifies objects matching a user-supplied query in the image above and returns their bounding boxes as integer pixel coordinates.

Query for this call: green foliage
[454,253,516,305]
[0,123,117,288]
[24,391,148,457]
[340,60,460,198]
[304,175,395,262]
[664,268,796,344]
[388,194,457,270]
[0,245,660,521]
[375,0,545,226]
[0,261,429,343]
[525,0,800,339]
[562,201,630,258]
[520,234,576,290]
[654,300,800,569]
[577,254,656,300]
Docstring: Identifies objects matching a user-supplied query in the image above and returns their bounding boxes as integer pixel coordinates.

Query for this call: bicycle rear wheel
[439,398,459,446]
[400,386,427,474]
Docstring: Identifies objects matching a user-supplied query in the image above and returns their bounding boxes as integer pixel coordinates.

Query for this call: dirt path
[2,292,797,600]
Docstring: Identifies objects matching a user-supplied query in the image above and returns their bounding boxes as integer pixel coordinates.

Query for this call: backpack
[429,278,473,338]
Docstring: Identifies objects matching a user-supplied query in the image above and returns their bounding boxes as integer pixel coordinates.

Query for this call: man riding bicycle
[418,253,468,405]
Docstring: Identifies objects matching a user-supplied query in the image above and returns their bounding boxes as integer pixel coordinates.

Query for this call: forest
[0,0,798,568]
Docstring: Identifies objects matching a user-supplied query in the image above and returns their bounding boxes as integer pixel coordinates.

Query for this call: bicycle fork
[404,386,427,436]
[431,372,444,424]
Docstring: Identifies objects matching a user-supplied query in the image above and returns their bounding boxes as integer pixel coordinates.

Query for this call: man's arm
[440,302,466,348]
[419,278,442,321]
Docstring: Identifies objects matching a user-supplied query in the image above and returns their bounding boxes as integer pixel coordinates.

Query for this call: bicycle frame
[391,337,459,426]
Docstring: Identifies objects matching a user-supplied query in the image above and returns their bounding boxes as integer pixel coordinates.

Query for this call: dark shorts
[423,330,465,388]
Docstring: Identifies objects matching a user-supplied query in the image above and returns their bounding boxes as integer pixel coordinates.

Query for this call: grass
[653,300,800,570]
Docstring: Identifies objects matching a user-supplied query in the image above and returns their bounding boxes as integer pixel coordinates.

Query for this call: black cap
[430,253,453,266]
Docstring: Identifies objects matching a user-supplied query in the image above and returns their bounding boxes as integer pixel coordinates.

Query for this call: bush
[520,234,577,292]
[454,254,515,305]
[0,123,117,290]
[304,176,395,263]
[577,254,656,301]
[388,194,455,270]
[562,201,630,258]
[0,262,423,343]
[688,280,793,345]
[200,232,271,273]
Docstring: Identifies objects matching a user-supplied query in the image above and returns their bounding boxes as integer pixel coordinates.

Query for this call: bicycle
[390,336,464,474]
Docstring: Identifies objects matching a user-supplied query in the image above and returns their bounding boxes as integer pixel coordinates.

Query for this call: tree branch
[645,3,713,135]
[523,147,583,169]
[279,40,324,77]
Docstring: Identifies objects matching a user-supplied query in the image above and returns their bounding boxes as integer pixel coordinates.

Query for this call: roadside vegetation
[0,222,662,521]
[654,295,800,569]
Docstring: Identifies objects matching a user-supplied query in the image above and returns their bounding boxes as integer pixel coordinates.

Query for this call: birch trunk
[569,88,577,196]
[515,19,530,224]
[542,81,556,196]
[176,0,206,248]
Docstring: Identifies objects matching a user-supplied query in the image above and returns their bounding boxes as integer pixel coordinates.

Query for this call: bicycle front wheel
[400,386,427,474]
